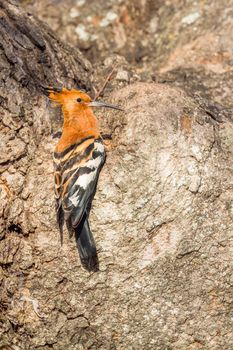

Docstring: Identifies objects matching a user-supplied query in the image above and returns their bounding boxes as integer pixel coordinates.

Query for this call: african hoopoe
[45,86,122,271]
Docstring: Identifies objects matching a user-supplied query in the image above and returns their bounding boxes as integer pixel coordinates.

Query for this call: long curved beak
[88,100,124,111]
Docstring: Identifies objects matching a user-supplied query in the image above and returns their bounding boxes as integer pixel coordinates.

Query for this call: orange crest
[47,87,91,106]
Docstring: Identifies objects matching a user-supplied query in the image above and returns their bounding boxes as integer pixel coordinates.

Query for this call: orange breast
[55,107,100,153]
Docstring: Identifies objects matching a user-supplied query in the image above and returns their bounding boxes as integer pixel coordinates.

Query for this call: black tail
[74,215,99,272]
[57,205,64,245]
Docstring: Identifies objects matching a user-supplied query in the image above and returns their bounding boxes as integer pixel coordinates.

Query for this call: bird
[44,86,123,271]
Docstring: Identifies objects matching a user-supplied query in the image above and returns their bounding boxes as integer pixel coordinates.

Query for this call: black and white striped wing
[61,140,105,228]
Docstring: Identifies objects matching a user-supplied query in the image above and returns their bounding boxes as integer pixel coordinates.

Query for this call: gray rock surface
[1,80,233,349]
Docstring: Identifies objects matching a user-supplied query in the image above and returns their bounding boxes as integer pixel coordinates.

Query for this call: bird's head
[43,86,123,112]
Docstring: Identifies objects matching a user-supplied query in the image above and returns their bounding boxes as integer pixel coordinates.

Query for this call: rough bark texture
[1,1,233,350]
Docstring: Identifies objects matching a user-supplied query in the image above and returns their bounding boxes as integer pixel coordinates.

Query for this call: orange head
[44,86,123,113]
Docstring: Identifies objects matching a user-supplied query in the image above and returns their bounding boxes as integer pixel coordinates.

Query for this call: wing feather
[54,138,105,230]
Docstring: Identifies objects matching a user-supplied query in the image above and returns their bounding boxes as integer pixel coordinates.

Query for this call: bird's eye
[77,98,82,103]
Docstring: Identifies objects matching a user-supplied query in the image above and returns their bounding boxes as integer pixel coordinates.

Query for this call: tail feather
[74,215,99,272]
[57,205,64,245]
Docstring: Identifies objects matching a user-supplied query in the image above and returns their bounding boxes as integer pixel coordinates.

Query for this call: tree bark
[1,1,233,350]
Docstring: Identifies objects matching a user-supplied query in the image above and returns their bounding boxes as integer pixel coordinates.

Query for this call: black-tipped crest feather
[39,84,63,96]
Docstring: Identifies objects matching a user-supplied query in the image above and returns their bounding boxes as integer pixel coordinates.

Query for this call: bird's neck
[56,107,100,153]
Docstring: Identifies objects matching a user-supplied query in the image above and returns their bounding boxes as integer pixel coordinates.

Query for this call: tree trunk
[1,1,233,350]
